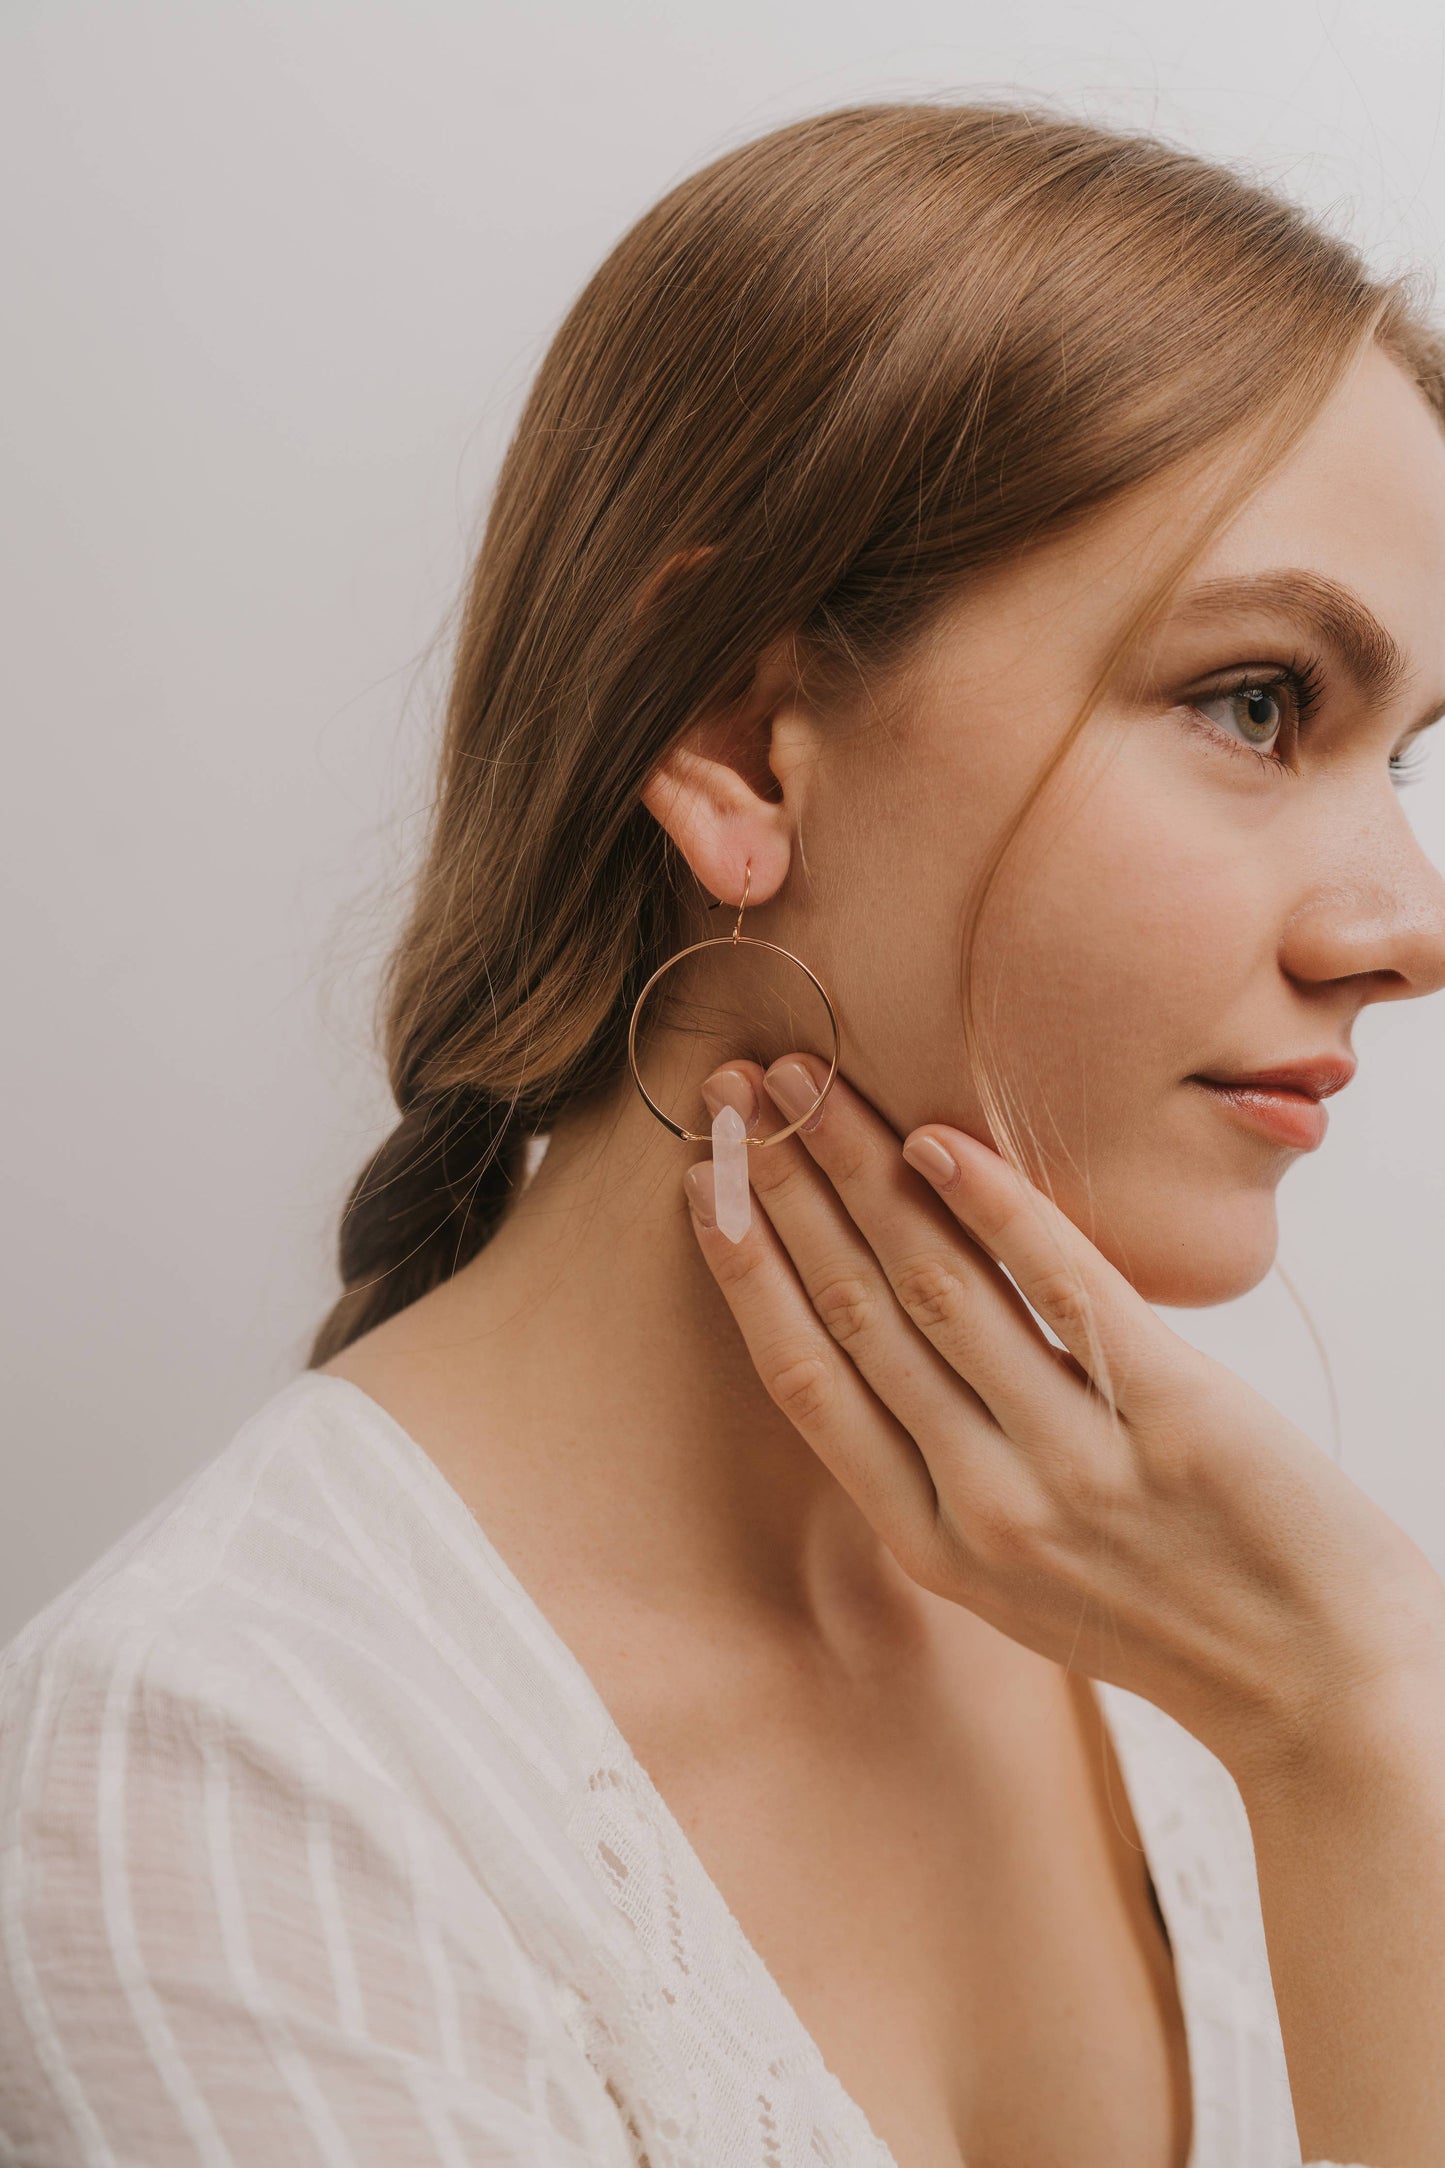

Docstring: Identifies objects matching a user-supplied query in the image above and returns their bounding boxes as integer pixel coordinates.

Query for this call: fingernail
[763,1057,825,1131]
[684,1161,716,1226]
[700,1067,758,1131]
[902,1133,959,1191]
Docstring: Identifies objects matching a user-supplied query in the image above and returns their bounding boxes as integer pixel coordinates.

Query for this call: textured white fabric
[0,1370,1370,2168]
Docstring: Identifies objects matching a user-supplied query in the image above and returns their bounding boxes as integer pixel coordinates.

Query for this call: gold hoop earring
[626,858,841,1240]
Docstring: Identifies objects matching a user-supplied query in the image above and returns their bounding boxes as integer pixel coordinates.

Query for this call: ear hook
[705,857,752,945]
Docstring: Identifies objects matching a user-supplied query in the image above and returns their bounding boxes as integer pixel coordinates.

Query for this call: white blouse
[0,1369,1369,2168]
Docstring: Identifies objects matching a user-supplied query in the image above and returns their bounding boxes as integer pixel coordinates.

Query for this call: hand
[683,1055,1445,1791]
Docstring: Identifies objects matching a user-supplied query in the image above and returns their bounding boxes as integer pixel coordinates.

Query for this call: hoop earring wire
[625,857,841,1145]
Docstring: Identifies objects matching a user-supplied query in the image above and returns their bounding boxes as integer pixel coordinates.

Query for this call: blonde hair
[309,98,1445,1369]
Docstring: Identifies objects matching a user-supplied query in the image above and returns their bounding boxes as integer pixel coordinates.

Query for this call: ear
[639,635,813,909]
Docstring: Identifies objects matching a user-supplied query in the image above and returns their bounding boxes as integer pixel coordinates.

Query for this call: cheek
[983,806,1288,1302]
[815,726,1270,1169]
[821,739,1290,1301]
[980,773,1260,1101]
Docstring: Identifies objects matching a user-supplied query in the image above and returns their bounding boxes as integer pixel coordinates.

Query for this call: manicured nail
[763,1057,826,1131]
[700,1067,758,1131]
[902,1133,959,1190]
[684,1161,716,1226]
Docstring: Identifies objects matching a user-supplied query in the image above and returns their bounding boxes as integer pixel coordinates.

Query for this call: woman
[3,97,1445,2168]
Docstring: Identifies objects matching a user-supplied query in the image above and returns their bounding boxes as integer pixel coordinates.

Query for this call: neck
[356,1076,917,1641]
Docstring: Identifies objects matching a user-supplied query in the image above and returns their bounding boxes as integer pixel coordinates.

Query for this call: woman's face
[779,345,1445,1307]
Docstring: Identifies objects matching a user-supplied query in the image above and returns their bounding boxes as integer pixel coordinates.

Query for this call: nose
[1280,795,1445,1004]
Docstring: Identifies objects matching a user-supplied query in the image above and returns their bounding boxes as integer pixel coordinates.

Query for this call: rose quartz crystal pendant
[710,1102,751,1242]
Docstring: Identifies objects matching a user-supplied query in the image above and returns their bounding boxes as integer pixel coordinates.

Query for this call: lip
[1188,1056,1356,1153]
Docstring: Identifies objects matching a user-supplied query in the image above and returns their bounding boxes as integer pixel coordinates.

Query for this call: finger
[681,1145,952,1574]
[760,1055,1089,1441]
[715,1062,1007,1448]
[900,1121,1172,1413]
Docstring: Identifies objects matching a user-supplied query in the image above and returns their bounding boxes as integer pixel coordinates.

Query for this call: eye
[1389,735,1435,789]
[1193,674,1299,760]
[1185,658,1324,773]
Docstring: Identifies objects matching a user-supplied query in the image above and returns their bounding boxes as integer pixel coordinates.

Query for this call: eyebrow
[1167,569,1445,729]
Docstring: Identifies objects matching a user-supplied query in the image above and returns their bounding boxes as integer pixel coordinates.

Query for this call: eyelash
[1186,655,1433,789]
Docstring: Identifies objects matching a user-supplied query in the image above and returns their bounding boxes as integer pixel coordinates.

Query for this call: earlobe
[639,740,793,908]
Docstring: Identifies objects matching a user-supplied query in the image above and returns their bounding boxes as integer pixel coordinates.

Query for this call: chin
[1089,1182,1281,1310]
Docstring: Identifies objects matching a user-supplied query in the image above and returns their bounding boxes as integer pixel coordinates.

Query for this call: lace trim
[568,1753,899,2165]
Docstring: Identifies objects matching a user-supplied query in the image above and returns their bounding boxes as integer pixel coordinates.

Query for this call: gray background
[4,0,1444,1643]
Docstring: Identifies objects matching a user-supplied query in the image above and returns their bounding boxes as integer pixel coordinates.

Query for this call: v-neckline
[301,1367,1196,2168]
